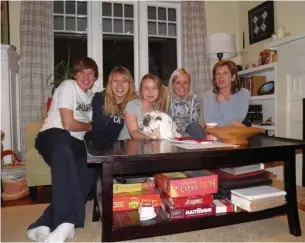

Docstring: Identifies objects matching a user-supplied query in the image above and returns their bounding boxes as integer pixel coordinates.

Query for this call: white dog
[142,111,181,139]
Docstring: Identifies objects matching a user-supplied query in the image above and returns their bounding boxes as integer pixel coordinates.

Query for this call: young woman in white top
[118,73,168,140]
[26,57,98,242]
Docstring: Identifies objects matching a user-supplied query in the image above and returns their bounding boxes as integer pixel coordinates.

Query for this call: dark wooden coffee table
[84,135,305,242]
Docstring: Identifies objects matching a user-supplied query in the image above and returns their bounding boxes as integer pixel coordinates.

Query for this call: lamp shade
[204,33,237,60]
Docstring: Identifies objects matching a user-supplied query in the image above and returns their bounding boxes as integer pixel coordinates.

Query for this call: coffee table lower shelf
[102,205,287,242]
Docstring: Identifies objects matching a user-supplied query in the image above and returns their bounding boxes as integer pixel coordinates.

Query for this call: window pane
[102,3,112,16]
[168,8,176,21]
[158,23,167,36]
[149,38,177,86]
[168,23,176,37]
[54,34,87,75]
[54,16,64,30]
[77,17,87,31]
[66,17,75,31]
[114,19,123,33]
[103,36,134,87]
[148,21,156,35]
[158,7,166,21]
[114,3,123,17]
[125,20,133,34]
[124,4,133,18]
[54,1,64,14]
[103,19,112,32]
[65,1,75,14]
[77,1,87,15]
[148,6,156,20]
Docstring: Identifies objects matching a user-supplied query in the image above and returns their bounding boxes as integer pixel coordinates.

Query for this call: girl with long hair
[118,73,168,140]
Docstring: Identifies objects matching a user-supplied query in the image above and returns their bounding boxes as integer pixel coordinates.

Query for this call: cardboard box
[113,180,154,194]
[161,197,215,220]
[113,188,160,211]
[154,170,218,198]
[251,76,266,96]
[162,191,213,208]
[213,199,233,214]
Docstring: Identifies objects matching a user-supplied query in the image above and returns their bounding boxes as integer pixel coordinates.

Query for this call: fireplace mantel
[264,30,305,50]
[1,45,21,163]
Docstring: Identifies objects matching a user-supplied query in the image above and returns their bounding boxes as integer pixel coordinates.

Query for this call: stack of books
[212,163,272,198]
[230,185,286,212]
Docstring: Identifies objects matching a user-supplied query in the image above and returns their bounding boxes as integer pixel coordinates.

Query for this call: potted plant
[46,47,73,110]
[46,47,73,96]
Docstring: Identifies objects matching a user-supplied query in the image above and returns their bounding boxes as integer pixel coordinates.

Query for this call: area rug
[2,201,305,242]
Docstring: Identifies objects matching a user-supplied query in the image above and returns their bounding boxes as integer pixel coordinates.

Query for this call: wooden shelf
[238,63,276,76]
[111,205,287,241]
[250,94,275,101]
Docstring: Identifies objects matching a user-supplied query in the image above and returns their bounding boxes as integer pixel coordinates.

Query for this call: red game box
[113,188,160,212]
[162,191,213,208]
[154,170,218,198]
[160,197,216,220]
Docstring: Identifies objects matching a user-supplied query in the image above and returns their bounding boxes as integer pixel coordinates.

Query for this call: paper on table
[173,142,238,150]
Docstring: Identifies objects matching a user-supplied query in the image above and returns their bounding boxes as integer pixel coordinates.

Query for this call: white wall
[239,1,305,67]
[205,1,242,69]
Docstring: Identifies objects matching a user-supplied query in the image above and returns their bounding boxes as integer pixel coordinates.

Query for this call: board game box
[154,170,218,197]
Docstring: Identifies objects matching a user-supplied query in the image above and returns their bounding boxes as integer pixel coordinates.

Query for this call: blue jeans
[28,128,96,231]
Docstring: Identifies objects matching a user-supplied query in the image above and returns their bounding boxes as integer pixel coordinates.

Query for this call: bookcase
[238,63,277,136]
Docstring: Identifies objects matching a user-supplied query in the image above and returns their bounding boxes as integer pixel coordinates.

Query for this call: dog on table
[142,111,181,139]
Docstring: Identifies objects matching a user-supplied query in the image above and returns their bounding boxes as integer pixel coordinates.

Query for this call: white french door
[87,1,182,92]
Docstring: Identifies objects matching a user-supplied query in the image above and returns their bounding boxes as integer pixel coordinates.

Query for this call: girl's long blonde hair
[104,66,137,115]
[140,74,168,113]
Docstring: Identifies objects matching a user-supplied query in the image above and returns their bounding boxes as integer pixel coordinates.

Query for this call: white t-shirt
[41,80,94,140]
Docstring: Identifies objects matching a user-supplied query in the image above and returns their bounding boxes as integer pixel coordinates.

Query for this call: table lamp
[204,33,238,61]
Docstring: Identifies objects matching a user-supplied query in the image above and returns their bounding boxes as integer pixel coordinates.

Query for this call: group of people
[26,57,250,242]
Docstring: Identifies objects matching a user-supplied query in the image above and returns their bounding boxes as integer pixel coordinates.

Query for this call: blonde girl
[118,73,168,140]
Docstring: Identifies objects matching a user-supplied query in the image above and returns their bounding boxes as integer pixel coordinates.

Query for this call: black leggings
[28,128,96,231]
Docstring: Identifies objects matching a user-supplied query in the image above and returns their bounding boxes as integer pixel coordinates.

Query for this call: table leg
[101,163,113,242]
[92,192,99,222]
[284,148,302,236]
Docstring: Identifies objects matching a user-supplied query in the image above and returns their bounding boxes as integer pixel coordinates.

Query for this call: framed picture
[1,1,10,44]
[248,1,274,45]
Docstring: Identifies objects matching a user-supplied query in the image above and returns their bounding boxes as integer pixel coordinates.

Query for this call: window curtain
[19,1,53,157]
[181,1,211,101]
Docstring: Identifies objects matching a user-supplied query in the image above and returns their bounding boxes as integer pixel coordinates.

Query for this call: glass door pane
[148,38,177,86]
[103,36,134,87]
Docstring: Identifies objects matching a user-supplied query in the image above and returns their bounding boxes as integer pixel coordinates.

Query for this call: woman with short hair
[203,60,250,127]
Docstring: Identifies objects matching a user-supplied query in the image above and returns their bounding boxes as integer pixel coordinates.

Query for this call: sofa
[24,109,51,200]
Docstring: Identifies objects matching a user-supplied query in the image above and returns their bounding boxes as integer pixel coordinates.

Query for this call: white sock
[26,226,50,242]
[44,223,75,242]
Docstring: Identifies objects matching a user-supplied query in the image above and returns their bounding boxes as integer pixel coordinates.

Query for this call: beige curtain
[182,1,212,101]
[19,1,53,157]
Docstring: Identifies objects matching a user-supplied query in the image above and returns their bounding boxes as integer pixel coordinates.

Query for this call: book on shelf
[231,185,286,201]
[239,75,267,96]
[220,163,264,175]
[230,193,286,212]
